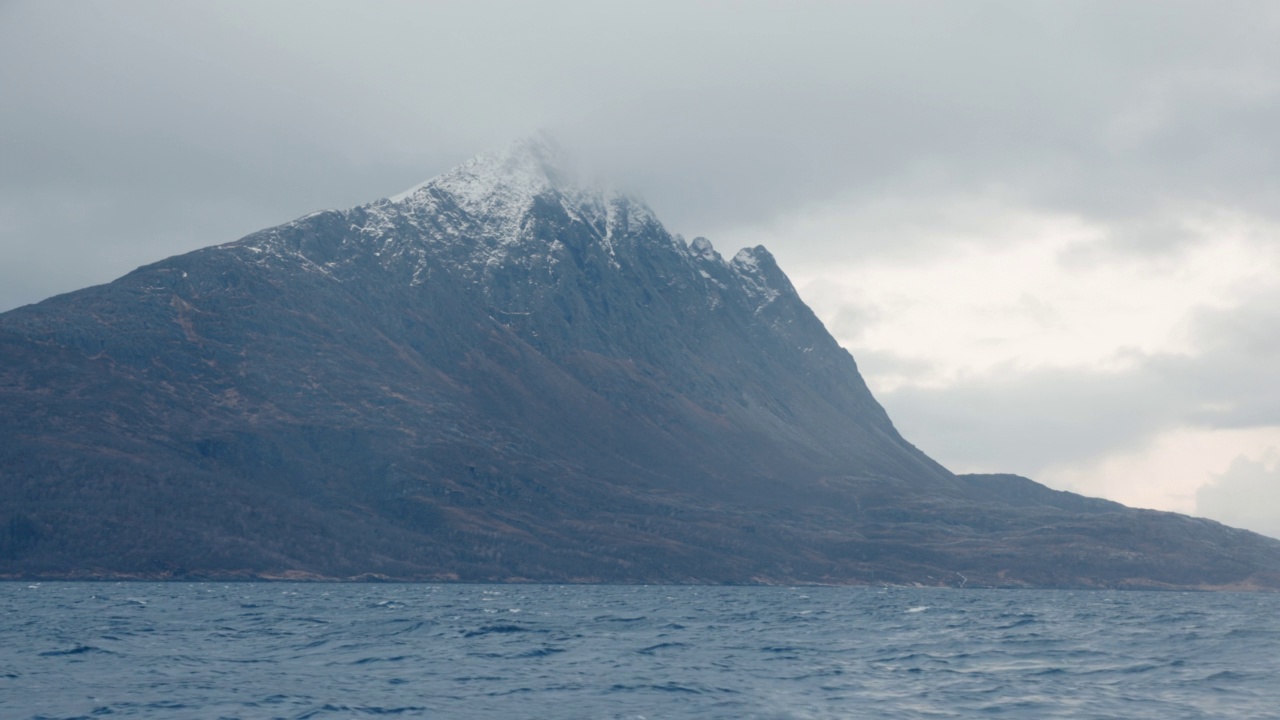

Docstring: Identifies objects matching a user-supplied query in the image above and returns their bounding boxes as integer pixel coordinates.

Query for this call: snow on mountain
[223,135,789,313]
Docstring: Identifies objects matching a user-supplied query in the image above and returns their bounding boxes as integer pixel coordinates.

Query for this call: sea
[2,583,1277,719]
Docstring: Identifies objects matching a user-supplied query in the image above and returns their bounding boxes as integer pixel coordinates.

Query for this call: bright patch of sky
[730,199,1280,536]
[765,201,1279,390]
[1045,426,1280,520]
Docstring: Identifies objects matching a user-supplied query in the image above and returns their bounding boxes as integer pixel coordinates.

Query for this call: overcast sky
[4,1,1280,538]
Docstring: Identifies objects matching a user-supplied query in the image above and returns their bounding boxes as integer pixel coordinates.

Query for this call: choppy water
[2,583,1278,719]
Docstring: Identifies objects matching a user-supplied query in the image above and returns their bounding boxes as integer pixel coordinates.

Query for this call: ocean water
[2,583,1277,719]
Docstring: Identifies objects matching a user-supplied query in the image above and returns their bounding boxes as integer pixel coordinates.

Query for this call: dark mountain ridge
[3,137,1279,588]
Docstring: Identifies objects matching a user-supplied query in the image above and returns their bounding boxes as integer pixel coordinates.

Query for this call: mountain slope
[3,137,1279,588]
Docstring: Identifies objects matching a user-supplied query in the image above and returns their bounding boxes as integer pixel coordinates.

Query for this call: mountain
[3,136,1280,588]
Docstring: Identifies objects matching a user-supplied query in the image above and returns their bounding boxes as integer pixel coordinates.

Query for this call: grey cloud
[6,2,1280,309]
[558,2,1280,241]
[878,363,1174,476]
[1056,217,1207,268]
[875,284,1280,477]
[1197,455,1280,540]
[846,348,941,387]
[828,304,884,343]
[0,2,472,308]
[1172,289,1280,430]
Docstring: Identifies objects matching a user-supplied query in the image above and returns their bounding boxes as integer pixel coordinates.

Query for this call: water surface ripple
[2,583,1277,718]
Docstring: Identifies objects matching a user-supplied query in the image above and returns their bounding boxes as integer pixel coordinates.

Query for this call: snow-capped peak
[380,132,635,251]
[392,133,577,209]
[231,135,781,307]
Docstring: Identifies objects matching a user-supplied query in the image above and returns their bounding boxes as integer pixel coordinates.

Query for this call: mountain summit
[3,139,1280,588]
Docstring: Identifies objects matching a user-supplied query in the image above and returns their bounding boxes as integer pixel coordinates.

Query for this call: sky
[3,1,1280,538]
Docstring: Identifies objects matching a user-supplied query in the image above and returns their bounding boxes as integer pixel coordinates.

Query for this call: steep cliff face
[3,137,1279,588]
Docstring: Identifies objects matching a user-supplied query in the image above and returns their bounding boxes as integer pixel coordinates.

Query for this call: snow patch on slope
[215,135,793,315]
[394,135,571,231]
[732,247,783,312]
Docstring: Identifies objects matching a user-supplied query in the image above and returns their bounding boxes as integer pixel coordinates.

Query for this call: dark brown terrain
[3,138,1279,588]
